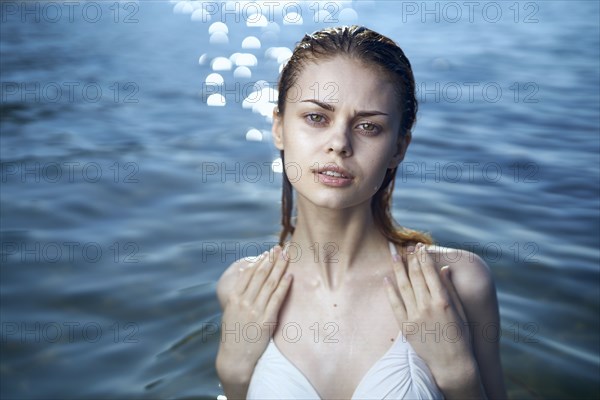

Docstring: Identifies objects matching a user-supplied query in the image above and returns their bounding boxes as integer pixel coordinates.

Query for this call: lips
[313,164,354,179]
[311,163,355,188]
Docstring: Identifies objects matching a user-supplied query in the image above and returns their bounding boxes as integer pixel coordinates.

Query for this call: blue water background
[1,1,599,398]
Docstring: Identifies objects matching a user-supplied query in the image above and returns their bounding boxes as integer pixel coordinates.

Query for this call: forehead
[291,56,399,113]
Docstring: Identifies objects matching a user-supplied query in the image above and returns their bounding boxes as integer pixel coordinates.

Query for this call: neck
[287,195,389,292]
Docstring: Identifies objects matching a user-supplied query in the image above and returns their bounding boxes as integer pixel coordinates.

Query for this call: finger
[244,247,280,302]
[408,243,430,305]
[264,272,293,323]
[255,246,289,309]
[417,244,447,300]
[441,266,468,323]
[383,276,407,322]
[390,244,417,314]
[233,251,267,295]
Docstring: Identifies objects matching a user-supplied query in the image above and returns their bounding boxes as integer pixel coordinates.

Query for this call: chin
[297,189,371,211]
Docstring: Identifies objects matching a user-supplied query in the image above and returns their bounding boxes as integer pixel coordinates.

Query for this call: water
[1,1,599,399]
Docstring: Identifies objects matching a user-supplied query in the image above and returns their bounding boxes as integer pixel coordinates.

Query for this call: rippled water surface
[1,1,599,399]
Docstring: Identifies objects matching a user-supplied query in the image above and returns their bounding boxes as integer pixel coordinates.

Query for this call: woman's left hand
[383,242,482,395]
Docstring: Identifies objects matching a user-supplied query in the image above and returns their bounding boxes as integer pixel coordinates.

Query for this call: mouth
[312,164,355,187]
[313,164,354,179]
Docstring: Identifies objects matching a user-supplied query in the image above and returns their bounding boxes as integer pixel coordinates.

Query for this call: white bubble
[173,1,194,14]
[245,128,263,141]
[208,22,229,34]
[234,66,252,79]
[262,21,280,33]
[210,32,229,45]
[247,13,268,27]
[229,52,241,63]
[207,94,226,106]
[271,158,283,174]
[338,8,358,23]
[236,53,258,67]
[283,12,303,25]
[243,86,278,109]
[254,80,270,89]
[265,47,292,61]
[253,102,276,118]
[277,53,291,64]
[432,58,452,70]
[198,53,209,65]
[205,73,224,86]
[211,57,232,71]
[191,9,211,22]
[242,36,261,49]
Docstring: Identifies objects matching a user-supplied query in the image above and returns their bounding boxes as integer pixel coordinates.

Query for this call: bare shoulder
[424,244,496,300]
[215,256,254,311]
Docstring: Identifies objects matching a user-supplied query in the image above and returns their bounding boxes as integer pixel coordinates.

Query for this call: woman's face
[272,55,411,210]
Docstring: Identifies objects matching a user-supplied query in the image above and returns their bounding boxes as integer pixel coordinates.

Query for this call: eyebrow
[299,99,389,117]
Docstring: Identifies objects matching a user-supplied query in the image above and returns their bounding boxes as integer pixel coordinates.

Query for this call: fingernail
[407,246,415,254]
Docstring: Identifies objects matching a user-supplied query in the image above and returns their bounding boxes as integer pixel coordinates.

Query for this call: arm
[384,244,507,400]
[215,259,252,400]
[214,247,293,400]
[448,251,507,399]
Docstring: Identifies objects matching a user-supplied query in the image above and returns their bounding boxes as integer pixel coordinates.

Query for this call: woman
[215,25,506,399]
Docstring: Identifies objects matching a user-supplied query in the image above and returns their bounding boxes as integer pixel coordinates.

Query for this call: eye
[305,113,327,126]
[357,122,381,136]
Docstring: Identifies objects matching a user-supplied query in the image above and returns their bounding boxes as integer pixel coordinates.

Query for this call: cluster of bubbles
[170,0,359,151]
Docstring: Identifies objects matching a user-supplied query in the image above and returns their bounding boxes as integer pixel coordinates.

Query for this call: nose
[326,123,353,157]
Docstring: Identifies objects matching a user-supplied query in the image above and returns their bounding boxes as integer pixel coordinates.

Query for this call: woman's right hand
[216,245,293,384]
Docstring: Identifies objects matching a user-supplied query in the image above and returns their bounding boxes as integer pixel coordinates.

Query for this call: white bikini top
[246,242,445,399]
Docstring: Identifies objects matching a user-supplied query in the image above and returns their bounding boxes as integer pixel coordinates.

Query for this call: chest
[272,274,401,399]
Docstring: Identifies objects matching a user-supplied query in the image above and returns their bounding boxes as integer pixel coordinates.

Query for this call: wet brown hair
[275,25,434,249]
